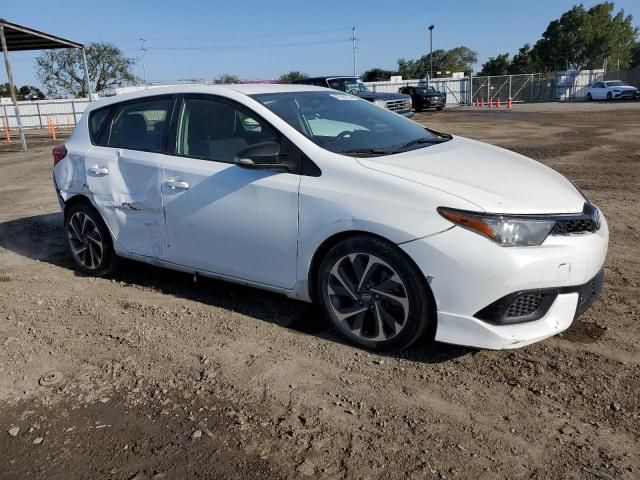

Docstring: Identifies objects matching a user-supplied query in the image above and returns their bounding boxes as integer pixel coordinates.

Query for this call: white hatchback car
[53,84,608,351]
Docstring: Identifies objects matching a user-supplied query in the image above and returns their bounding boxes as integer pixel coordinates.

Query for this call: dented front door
[85,145,165,258]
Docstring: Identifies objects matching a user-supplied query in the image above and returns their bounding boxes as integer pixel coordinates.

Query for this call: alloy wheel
[67,211,104,270]
[326,253,409,342]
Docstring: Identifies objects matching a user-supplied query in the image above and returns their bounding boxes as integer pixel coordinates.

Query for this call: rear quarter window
[88,106,114,146]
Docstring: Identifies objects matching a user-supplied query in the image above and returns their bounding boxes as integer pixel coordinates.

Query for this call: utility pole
[140,38,147,87]
[428,25,434,81]
[352,27,358,77]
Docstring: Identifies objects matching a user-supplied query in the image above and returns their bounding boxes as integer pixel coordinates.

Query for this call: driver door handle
[164,180,190,191]
[87,166,109,176]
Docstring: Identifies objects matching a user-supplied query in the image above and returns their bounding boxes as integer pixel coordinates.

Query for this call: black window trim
[89,94,177,154]
[165,93,321,176]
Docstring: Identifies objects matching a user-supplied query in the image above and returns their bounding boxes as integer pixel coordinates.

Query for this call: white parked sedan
[53,84,608,351]
[586,80,639,101]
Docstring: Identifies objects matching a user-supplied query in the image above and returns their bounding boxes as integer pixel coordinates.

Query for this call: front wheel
[586,93,592,101]
[606,92,613,101]
[65,202,117,276]
[317,235,434,351]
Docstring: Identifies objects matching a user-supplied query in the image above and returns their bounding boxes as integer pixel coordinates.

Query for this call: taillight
[53,145,67,166]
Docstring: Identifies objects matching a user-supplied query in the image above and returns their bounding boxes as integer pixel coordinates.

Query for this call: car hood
[356,136,585,214]
[611,85,637,91]
[357,92,410,101]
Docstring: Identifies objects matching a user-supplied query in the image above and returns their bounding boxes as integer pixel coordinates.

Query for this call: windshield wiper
[397,137,449,150]
[340,148,394,157]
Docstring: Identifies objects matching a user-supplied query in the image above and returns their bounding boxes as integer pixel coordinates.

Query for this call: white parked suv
[53,84,608,351]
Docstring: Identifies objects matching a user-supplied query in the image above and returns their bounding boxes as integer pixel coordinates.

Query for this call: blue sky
[2,0,639,89]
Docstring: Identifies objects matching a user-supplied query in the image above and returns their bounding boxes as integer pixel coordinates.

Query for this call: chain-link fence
[471,73,555,103]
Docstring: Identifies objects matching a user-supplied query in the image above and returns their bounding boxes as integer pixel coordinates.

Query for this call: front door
[161,95,300,289]
[85,96,173,258]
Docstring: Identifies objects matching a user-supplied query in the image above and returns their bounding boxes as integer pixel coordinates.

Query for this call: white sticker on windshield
[330,94,359,101]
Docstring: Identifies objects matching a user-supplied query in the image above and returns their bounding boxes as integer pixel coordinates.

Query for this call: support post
[0,25,27,151]
[81,48,93,101]
[71,101,77,125]
[36,102,43,129]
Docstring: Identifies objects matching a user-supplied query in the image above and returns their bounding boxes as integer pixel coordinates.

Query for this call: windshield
[251,91,450,157]
[327,78,370,94]
[415,86,437,94]
[606,81,624,87]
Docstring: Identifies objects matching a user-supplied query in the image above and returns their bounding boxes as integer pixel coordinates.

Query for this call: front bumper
[400,210,608,349]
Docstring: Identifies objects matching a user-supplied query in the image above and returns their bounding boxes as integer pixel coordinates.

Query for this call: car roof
[295,76,357,82]
[89,83,326,109]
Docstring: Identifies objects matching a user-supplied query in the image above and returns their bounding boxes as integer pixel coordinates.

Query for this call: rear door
[592,82,605,99]
[160,94,300,288]
[85,96,173,258]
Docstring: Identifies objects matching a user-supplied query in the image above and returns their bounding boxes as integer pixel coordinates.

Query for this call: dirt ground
[0,102,638,480]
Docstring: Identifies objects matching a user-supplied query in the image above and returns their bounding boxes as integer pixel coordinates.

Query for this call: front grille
[551,218,597,235]
[475,269,605,325]
[566,268,605,318]
[505,293,545,317]
[549,203,600,236]
[386,98,411,112]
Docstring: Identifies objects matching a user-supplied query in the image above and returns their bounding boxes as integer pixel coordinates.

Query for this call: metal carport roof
[0,18,84,51]
[1,19,91,150]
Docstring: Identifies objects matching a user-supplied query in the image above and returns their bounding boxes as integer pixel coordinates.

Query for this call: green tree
[0,83,46,100]
[508,44,543,74]
[531,2,638,70]
[36,42,137,97]
[213,74,240,84]
[397,46,477,78]
[479,53,511,76]
[278,71,309,83]
[361,68,396,82]
[630,42,640,68]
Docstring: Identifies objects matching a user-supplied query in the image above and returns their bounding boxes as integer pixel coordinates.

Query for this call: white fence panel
[1,98,90,129]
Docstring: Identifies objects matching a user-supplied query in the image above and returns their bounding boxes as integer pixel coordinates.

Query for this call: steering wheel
[335,130,354,141]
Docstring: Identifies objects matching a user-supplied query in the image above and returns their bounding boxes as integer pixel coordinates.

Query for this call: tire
[317,235,434,352]
[586,93,592,101]
[606,92,612,101]
[65,202,118,276]
[436,106,444,111]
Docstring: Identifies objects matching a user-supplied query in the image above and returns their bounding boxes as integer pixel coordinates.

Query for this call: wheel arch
[63,194,96,218]
[307,230,437,311]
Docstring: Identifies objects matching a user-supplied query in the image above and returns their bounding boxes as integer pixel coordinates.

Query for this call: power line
[139,38,351,51]
[108,27,353,44]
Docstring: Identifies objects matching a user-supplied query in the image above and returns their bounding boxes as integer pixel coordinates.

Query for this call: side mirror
[234,141,284,170]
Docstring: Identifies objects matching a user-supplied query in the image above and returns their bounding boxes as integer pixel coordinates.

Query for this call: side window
[109,98,172,152]
[89,106,113,146]
[175,98,279,162]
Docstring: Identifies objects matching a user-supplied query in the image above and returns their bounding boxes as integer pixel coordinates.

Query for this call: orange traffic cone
[480,97,484,107]
[3,118,10,144]
[508,97,513,109]
[489,98,493,108]
[497,97,501,108]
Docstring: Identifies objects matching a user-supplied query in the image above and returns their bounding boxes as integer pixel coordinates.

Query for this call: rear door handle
[164,180,190,191]
[88,166,109,176]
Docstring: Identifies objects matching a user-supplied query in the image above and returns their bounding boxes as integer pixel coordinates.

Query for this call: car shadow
[0,212,473,364]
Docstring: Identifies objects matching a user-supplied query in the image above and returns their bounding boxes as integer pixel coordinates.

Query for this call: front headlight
[438,207,555,247]
[373,100,387,108]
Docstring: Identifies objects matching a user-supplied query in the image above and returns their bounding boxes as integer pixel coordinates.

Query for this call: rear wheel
[318,235,434,351]
[65,202,117,276]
